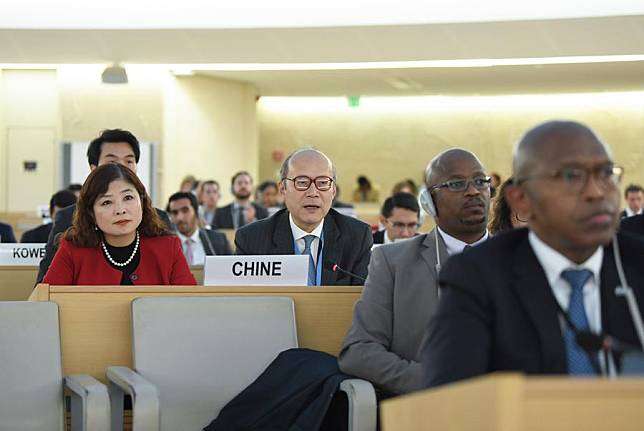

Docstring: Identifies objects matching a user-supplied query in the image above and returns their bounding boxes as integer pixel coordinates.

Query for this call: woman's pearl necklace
[101,231,140,267]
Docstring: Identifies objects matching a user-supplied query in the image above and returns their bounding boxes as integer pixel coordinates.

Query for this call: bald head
[425,148,484,188]
[513,120,608,180]
[280,148,336,180]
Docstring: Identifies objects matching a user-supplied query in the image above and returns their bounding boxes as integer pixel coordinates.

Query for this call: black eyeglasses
[515,164,623,193]
[283,176,335,191]
[429,176,492,193]
[386,220,420,231]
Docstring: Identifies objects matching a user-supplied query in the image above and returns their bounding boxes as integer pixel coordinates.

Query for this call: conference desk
[381,373,644,431]
[30,284,361,381]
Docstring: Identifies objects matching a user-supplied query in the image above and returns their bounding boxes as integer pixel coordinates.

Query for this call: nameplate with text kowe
[204,255,309,286]
[0,243,46,265]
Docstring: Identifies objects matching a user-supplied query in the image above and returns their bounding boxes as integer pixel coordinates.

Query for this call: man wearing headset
[339,148,491,396]
[423,121,644,388]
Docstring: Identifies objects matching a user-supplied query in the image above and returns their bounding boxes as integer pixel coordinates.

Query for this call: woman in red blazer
[44,163,196,286]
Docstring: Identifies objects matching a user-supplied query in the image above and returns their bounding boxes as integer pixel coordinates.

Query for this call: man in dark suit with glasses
[234,148,372,285]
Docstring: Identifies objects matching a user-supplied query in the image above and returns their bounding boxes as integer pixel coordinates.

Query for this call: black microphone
[328,262,366,282]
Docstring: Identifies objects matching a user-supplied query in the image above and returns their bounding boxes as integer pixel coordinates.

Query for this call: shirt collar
[528,230,603,287]
[289,213,324,241]
[383,230,393,244]
[177,229,201,243]
[436,226,488,256]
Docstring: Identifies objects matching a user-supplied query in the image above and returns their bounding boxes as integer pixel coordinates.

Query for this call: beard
[234,191,251,200]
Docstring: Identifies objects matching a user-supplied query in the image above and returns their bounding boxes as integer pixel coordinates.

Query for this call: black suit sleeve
[36,208,69,283]
[254,204,269,220]
[1,225,17,243]
[421,253,492,388]
[214,232,233,255]
[211,207,231,230]
[349,223,373,285]
[234,228,250,255]
[620,214,644,237]
[156,208,174,231]
[20,230,35,243]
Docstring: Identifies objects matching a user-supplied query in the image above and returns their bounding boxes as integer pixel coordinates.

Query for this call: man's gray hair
[279,148,337,181]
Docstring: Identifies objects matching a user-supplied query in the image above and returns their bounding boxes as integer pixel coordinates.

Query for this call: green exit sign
[347,96,360,107]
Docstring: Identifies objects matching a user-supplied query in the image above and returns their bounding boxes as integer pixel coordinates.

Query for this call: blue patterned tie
[302,235,317,286]
[561,269,595,375]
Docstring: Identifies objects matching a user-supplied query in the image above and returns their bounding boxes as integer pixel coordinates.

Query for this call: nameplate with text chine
[204,255,309,286]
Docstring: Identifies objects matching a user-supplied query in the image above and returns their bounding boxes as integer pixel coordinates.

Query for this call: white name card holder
[0,243,46,265]
[204,254,309,286]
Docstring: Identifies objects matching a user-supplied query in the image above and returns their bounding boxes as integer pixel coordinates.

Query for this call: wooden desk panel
[0,266,38,300]
[381,373,644,431]
[31,285,361,381]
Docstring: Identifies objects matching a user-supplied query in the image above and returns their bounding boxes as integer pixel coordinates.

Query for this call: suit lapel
[198,230,213,255]
[510,234,567,373]
[600,238,644,366]
[271,210,296,255]
[321,213,340,285]
[420,228,448,281]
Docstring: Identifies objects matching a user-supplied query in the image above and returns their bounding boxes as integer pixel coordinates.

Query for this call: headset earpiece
[419,187,438,218]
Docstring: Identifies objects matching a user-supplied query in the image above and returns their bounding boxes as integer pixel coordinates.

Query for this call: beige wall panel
[161,75,258,206]
[258,95,644,208]
[58,67,163,144]
[0,70,60,212]
[5,128,56,211]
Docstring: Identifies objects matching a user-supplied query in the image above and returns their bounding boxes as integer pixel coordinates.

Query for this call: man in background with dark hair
[197,180,220,228]
[212,171,268,229]
[373,192,420,244]
[620,184,644,219]
[21,190,77,243]
[167,192,232,264]
[67,183,82,198]
[36,128,172,283]
[256,180,281,209]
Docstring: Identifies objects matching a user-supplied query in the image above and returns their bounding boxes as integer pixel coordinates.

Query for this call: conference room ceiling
[2,15,644,95]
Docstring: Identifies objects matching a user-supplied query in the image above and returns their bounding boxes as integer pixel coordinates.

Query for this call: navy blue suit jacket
[0,222,16,243]
[423,228,644,388]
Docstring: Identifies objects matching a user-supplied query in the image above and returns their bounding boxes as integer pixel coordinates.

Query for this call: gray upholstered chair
[107,296,376,431]
[0,301,110,431]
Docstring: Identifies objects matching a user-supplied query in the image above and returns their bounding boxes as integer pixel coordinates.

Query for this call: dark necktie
[561,269,595,375]
[302,235,317,286]
[237,206,246,228]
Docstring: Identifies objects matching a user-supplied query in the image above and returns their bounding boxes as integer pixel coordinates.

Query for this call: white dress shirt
[383,230,393,245]
[289,213,324,262]
[436,226,489,256]
[177,230,206,266]
[625,207,643,217]
[528,230,615,376]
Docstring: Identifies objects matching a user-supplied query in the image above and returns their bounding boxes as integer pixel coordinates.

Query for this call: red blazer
[43,235,197,286]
